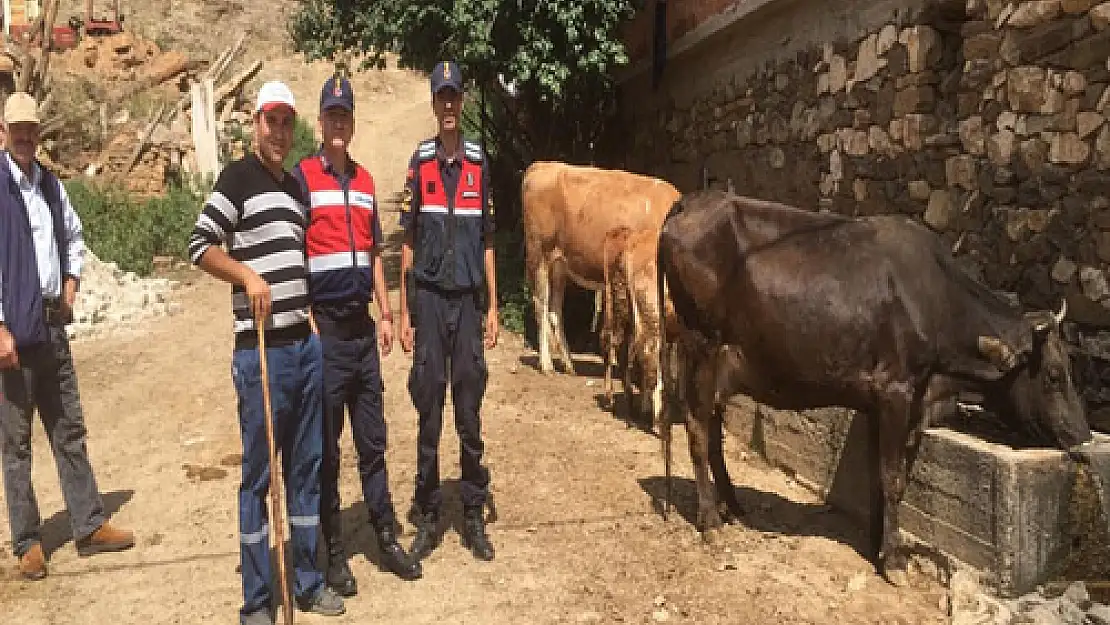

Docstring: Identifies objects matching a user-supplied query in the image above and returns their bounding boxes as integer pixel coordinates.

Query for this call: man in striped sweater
[189,81,345,625]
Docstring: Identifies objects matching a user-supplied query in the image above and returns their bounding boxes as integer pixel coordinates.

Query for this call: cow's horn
[1054,299,1067,324]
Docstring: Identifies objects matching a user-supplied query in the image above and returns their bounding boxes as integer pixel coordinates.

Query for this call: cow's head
[976,300,1092,450]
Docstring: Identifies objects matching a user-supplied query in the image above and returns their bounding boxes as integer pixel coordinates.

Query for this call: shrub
[64,179,205,276]
[284,115,319,170]
[495,228,531,337]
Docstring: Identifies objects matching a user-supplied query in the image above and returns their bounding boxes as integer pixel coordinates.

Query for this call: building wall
[608,0,1110,424]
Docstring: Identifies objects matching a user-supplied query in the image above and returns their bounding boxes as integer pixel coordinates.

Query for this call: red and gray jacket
[400,138,494,291]
[292,153,383,307]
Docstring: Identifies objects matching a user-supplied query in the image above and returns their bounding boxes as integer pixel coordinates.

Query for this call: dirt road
[0,60,949,625]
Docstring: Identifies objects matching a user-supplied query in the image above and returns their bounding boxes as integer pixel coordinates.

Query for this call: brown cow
[522,161,680,375]
[600,226,674,432]
[656,190,1093,587]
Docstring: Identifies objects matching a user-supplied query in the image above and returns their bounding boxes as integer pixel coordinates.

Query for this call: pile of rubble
[950,571,1110,625]
[70,32,192,87]
[45,31,261,196]
[67,249,183,341]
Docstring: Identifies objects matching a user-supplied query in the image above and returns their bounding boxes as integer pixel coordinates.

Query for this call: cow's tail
[601,231,617,379]
[657,198,684,522]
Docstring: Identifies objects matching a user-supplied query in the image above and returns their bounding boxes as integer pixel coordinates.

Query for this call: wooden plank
[190,77,219,178]
[125,102,168,173]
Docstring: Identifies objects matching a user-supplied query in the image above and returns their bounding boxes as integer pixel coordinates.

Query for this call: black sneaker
[378,526,422,580]
[296,586,345,617]
[409,510,440,561]
[325,552,358,597]
[462,507,495,561]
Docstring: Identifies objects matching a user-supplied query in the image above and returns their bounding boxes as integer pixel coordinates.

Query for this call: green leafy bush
[64,179,206,276]
[495,228,530,336]
[285,115,319,170]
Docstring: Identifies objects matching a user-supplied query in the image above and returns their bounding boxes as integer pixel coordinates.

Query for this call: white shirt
[0,152,85,322]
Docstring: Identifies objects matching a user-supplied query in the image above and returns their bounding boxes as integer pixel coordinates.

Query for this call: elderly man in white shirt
[0,91,134,581]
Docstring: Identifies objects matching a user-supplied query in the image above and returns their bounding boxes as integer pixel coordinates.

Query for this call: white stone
[1005,0,1062,28]
[869,125,896,156]
[960,115,987,155]
[1092,2,1110,30]
[851,34,887,88]
[925,190,953,231]
[997,110,1019,132]
[1081,266,1110,301]
[1052,257,1079,284]
[817,133,837,153]
[837,128,870,156]
[899,25,941,73]
[908,180,932,201]
[1079,111,1105,139]
[877,24,899,55]
[829,149,844,181]
[828,55,848,93]
[1049,132,1091,164]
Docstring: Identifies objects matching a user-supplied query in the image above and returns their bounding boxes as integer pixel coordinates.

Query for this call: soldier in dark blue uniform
[398,60,498,562]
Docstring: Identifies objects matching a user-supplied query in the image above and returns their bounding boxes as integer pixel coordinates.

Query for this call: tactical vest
[299,155,378,305]
[411,139,487,291]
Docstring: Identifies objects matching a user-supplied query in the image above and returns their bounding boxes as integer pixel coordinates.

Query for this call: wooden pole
[257,325,294,625]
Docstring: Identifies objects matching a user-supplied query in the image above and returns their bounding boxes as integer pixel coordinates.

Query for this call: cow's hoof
[881,566,909,588]
[697,510,725,539]
[720,506,743,525]
[699,525,725,546]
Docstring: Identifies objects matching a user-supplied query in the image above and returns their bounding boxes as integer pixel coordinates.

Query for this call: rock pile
[67,250,183,341]
[951,572,1110,625]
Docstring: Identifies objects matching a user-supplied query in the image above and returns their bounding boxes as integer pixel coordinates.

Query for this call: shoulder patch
[463,140,483,163]
[417,139,437,162]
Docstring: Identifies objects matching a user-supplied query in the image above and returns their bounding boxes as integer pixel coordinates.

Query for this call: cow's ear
[978,336,1019,372]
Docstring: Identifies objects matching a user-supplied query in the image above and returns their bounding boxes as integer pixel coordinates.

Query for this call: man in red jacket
[292,75,421,597]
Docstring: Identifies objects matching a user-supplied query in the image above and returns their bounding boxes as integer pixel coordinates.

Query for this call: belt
[313,308,374,341]
[41,297,70,326]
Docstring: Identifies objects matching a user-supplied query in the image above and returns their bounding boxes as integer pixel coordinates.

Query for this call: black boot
[377,526,422,581]
[409,510,440,561]
[325,541,358,597]
[462,507,495,562]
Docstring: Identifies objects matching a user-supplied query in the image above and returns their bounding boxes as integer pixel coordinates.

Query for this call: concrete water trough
[722,398,1110,597]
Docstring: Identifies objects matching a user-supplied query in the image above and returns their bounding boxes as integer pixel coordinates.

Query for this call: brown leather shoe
[76,522,135,557]
[19,543,46,580]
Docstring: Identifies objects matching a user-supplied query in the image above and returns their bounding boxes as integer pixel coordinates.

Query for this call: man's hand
[244,272,271,324]
[484,308,499,350]
[400,313,414,354]
[61,277,78,324]
[0,324,19,370]
[379,317,394,357]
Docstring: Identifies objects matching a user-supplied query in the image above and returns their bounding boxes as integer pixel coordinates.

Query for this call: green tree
[289,0,638,226]
[290,0,642,337]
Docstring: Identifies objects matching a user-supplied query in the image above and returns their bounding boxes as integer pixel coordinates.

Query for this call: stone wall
[608,0,1110,427]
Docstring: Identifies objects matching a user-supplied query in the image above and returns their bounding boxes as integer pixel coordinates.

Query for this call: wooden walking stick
[258,324,294,625]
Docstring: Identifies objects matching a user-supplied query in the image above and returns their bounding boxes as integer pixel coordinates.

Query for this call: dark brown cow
[656,190,1094,587]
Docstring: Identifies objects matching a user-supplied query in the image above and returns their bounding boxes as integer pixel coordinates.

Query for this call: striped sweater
[189,154,311,347]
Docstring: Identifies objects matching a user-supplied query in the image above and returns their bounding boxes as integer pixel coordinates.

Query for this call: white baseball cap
[255,80,296,114]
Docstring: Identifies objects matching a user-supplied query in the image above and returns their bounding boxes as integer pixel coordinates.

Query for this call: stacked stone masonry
[613,0,1110,426]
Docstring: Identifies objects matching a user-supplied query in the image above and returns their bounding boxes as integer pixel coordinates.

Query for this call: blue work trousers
[408,285,490,516]
[231,333,324,621]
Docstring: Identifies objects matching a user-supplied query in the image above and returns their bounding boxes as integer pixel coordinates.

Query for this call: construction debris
[68,249,184,341]
[21,28,268,195]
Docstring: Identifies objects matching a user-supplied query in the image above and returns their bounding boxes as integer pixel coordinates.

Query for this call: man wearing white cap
[189,81,345,623]
[0,92,135,581]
